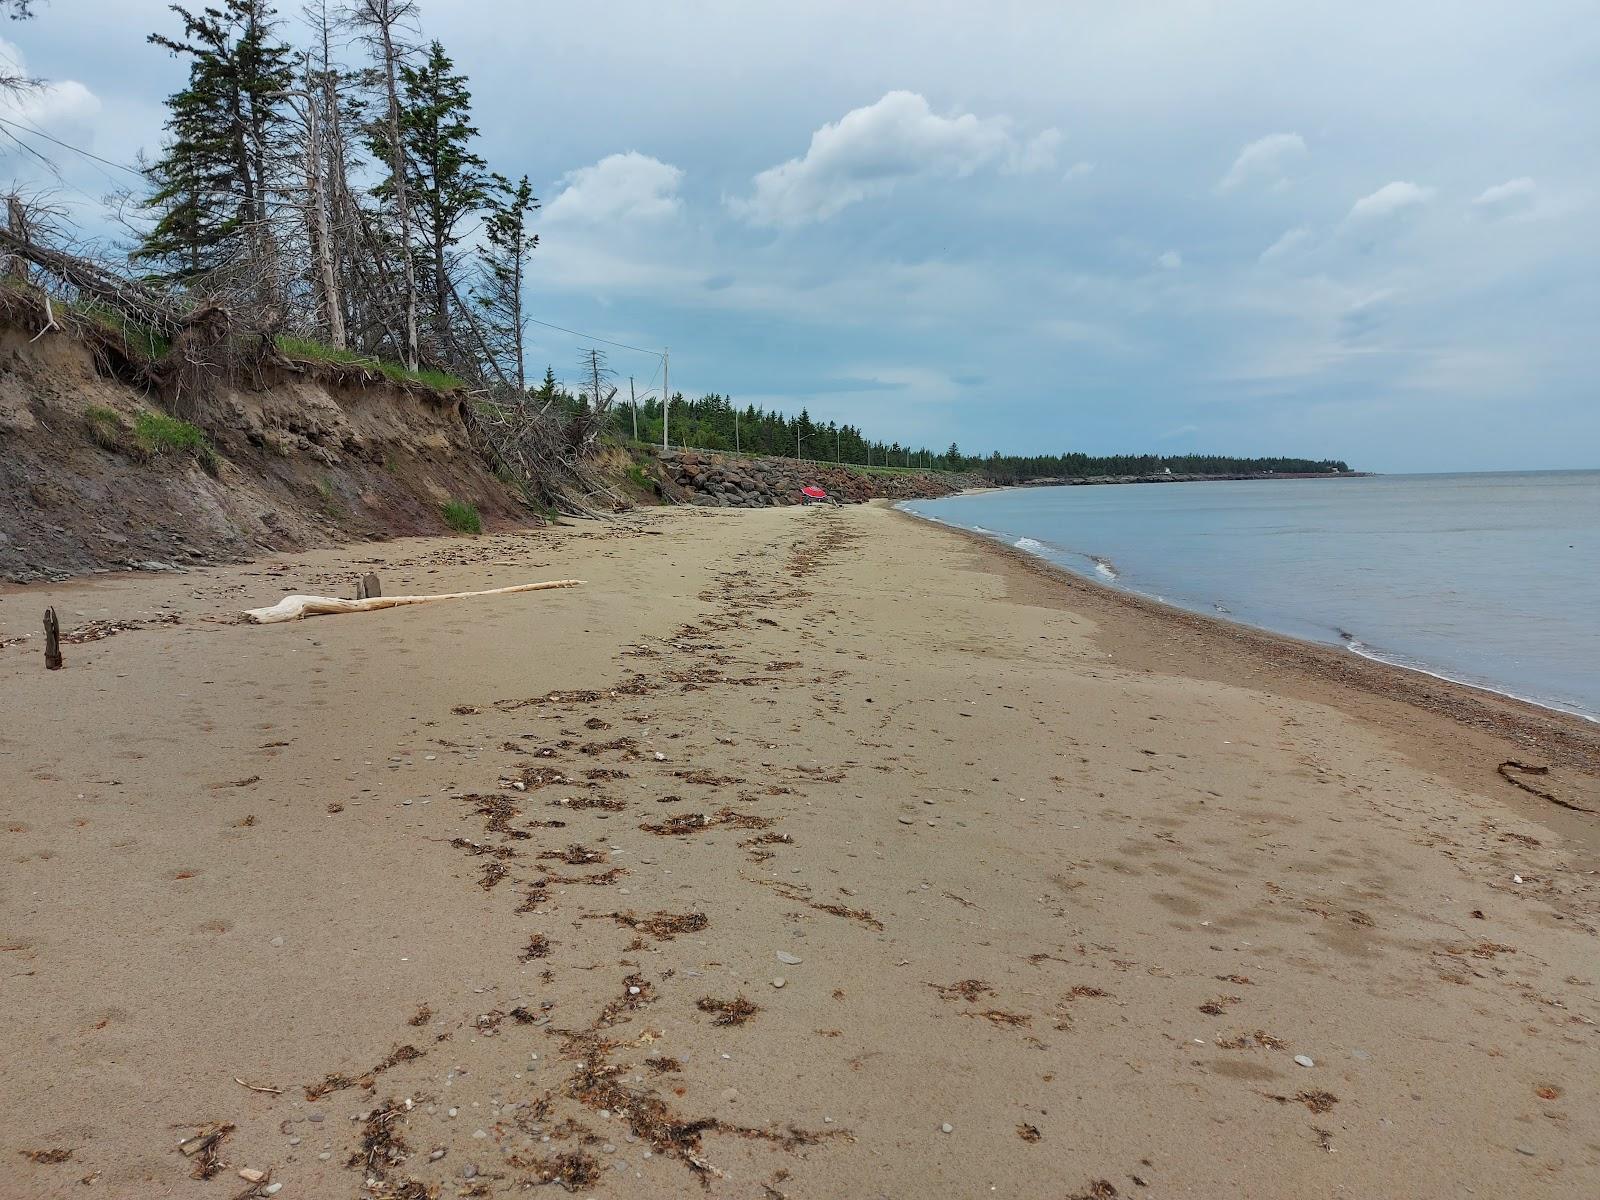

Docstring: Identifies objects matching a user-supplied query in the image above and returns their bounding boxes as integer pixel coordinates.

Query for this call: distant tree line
[522,375,1349,479]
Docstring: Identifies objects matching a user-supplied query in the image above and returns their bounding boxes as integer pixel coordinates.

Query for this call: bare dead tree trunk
[6,195,29,282]
[351,0,421,371]
[301,59,345,348]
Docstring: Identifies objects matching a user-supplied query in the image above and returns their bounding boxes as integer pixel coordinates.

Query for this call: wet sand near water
[2,502,1597,1198]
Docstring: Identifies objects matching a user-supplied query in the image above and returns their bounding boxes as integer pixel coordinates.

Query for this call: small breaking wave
[1092,556,1119,581]
[1015,536,1047,552]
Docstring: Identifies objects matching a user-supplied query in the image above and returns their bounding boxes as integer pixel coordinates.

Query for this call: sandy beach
[3,502,1597,1199]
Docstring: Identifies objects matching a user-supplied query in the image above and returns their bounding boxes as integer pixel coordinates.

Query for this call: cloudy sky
[4,0,1596,471]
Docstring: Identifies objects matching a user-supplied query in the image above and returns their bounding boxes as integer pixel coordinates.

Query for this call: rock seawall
[655,449,974,507]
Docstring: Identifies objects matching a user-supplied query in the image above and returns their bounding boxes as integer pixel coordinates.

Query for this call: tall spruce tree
[474,174,538,391]
[136,1,292,288]
[386,39,488,356]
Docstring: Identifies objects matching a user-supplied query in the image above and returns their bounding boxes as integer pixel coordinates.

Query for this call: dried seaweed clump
[518,1150,601,1191]
[539,843,608,865]
[640,807,774,836]
[928,979,994,1003]
[178,1123,235,1181]
[520,933,555,961]
[697,994,762,1027]
[602,910,710,940]
[19,1148,74,1164]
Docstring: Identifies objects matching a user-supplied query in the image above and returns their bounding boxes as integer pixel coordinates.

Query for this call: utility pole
[835,427,841,463]
[629,376,637,441]
[735,407,740,453]
[661,348,670,450]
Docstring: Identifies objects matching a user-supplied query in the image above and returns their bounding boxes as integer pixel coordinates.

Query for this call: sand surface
[2,502,1597,1198]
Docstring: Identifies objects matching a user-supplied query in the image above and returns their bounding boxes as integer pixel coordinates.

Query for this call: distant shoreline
[1016,470,1370,487]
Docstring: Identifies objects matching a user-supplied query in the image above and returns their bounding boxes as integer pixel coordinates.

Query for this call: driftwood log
[244,579,583,624]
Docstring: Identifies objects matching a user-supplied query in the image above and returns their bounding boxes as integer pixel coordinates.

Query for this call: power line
[524,313,663,359]
[0,115,146,181]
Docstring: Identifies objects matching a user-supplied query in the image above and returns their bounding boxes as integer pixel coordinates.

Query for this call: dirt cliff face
[652,448,974,507]
[0,326,527,583]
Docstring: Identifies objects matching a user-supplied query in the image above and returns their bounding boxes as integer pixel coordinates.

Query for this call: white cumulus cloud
[543,151,683,225]
[1156,249,1182,270]
[1345,180,1435,222]
[1472,176,1537,217]
[1259,226,1310,261]
[1217,132,1306,193]
[730,90,1057,226]
[0,38,100,128]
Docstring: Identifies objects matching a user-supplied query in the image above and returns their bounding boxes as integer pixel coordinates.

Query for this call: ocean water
[903,471,1600,721]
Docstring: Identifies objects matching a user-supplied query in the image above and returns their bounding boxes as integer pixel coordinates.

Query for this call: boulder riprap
[654,449,977,508]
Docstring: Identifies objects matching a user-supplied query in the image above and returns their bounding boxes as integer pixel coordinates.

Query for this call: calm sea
[903,471,1600,721]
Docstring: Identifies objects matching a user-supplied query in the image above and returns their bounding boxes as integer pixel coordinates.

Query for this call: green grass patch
[441,498,482,535]
[276,335,465,392]
[133,411,218,475]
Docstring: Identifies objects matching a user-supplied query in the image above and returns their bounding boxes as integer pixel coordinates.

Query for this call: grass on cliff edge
[133,410,219,475]
[276,336,464,392]
[442,499,482,535]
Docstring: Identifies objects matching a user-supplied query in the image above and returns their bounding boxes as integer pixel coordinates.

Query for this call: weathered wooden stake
[362,572,381,599]
[43,607,62,670]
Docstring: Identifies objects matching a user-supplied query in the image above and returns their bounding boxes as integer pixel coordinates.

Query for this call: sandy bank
[3,504,1596,1198]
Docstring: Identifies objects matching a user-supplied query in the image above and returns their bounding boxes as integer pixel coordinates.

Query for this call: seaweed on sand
[539,843,608,864]
[177,1122,235,1180]
[927,979,994,1003]
[595,910,709,940]
[305,1044,422,1100]
[696,995,761,1026]
[639,807,774,836]
[747,878,883,930]
[347,1100,434,1198]
[520,933,555,961]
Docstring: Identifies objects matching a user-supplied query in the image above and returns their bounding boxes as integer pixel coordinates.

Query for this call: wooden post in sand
[362,572,381,599]
[43,607,62,670]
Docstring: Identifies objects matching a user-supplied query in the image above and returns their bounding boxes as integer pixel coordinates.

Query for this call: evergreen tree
[387,40,489,351]
[136,1,292,288]
[473,174,538,391]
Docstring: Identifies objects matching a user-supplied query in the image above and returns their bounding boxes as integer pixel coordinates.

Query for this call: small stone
[463,1164,478,1179]
[472,1129,487,1139]
[897,816,914,825]
[1516,1145,1536,1156]
[602,1143,616,1154]
[307,1113,324,1123]
[263,1186,282,1197]
[269,936,284,948]
[447,1107,458,1118]
[1294,1055,1315,1068]
[318,1152,332,1161]
[771,977,786,988]
[1351,1048,1371,1061]
[288,1136,301,1146]
[721,1088,739,1101]
[776,951,802,965]
[430,1149,446,1161]
[238,1168,266,1183]
[941,1123,954,1134]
